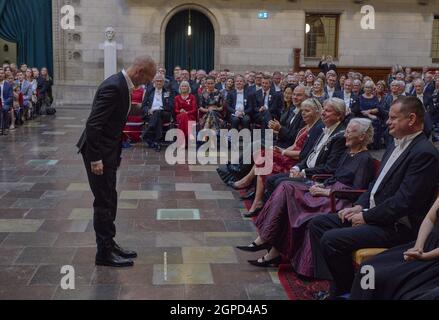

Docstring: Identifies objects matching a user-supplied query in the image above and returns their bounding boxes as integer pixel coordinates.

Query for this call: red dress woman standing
[174,81,197,146]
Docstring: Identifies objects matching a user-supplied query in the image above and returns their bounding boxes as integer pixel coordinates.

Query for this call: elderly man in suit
[0,68,13,135]
[227,74,252,130]
[309,96,439,299]
[77,56,157,267]
[141,73,173,152]
[334,78,360,124]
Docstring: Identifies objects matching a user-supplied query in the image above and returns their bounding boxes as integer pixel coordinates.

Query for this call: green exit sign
[258,11,269,19]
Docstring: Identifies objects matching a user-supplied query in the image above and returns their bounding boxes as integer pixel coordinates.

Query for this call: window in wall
[305,13,339,59]
[432,16,439,62]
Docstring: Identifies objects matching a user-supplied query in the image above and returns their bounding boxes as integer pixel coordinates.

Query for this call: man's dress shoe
[113,243,137,259]
[95,251,134,267]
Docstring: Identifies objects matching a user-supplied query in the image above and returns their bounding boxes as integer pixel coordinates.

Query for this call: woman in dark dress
[351,196,439,300]
[237,118,375,271]
[357,80,382,149]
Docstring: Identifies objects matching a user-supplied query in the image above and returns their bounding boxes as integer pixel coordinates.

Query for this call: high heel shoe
[236,241,271,252]
[227,180,248,190]
[247,255,281,268]
[243,207,262,218]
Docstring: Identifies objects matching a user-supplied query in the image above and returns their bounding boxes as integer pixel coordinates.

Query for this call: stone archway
[160,3,220,72]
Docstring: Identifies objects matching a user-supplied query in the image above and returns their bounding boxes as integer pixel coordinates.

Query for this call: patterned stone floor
[0,109,287,300]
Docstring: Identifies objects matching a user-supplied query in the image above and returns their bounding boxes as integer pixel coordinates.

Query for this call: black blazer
[142,87,173,114]
[215,82,226,91]
[333,91,360,115]
[226,89,252,116]
[252,89,282,118]
[318,61,337,74]
[358,133,439,233]
[76,72,130,166]
[298,119,325,161]
[324,86,341,99]
[296,122,346,176]
[277,105,305,148]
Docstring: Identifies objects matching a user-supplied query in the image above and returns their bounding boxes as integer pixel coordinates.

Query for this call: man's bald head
[127,55,157,86]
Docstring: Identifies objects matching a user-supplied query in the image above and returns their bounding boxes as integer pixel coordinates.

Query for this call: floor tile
[30,264,95,285]
[120,191,158,200]
[153,263,213,285]
[1,232,58,247]
[156,209,200,220]
[182,246,238,264]
[194,191,235,200]
[26,159,58,166]
[15,247,76,265]
[66,183,90,191]
[0,219,44,232]
[246,283,289,300]
[53,285,120,300]
[68,208,93,220]
[119,285,185,300]
[156,232,205,247]
[175,183,212,192]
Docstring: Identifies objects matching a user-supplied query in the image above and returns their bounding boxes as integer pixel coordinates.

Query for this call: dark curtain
[0,0,53,76]
[165,9,214,76]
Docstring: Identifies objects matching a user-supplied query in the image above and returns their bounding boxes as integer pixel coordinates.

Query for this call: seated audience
[199,76,224,132]
[174,81,198,147]
[141,74,173,151]
[309,96,439,300]
[237,118,375,270]
[230,98,322,216]
[251,75,282,129]
[227,75,252,130]
[264,97,347,198]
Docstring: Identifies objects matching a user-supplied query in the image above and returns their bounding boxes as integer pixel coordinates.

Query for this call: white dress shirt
[326,86,335,98]
[343,91,352,112]
[122,69,135,117]
[369,131,423,228]
[151,89,164,111]
[263,90,270,110]
[235,90,244,113]
[305,122,339,168]
[0,80,4,103]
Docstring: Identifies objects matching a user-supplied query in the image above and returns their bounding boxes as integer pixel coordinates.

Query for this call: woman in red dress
[174,81,197,147]
[231,98,323,214]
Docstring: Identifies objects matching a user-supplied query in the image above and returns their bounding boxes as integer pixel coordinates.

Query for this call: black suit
[277,105,305,148]
[226,89,252,129]
[76,72,130,254]
[265,121,346,197]
[309,133,439,297]
[333,91,360,126]
[251,89,282,127]
[141,87,173,143]
[215,82,226,91]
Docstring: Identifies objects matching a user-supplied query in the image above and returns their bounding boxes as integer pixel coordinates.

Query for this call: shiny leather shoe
[236,241,271,252]
[113,243,137,259]
[95,251,134,267]
[243,207,262,218]
[248,255,281,268]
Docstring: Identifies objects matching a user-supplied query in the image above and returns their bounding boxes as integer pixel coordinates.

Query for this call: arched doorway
[165,9,214,76]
